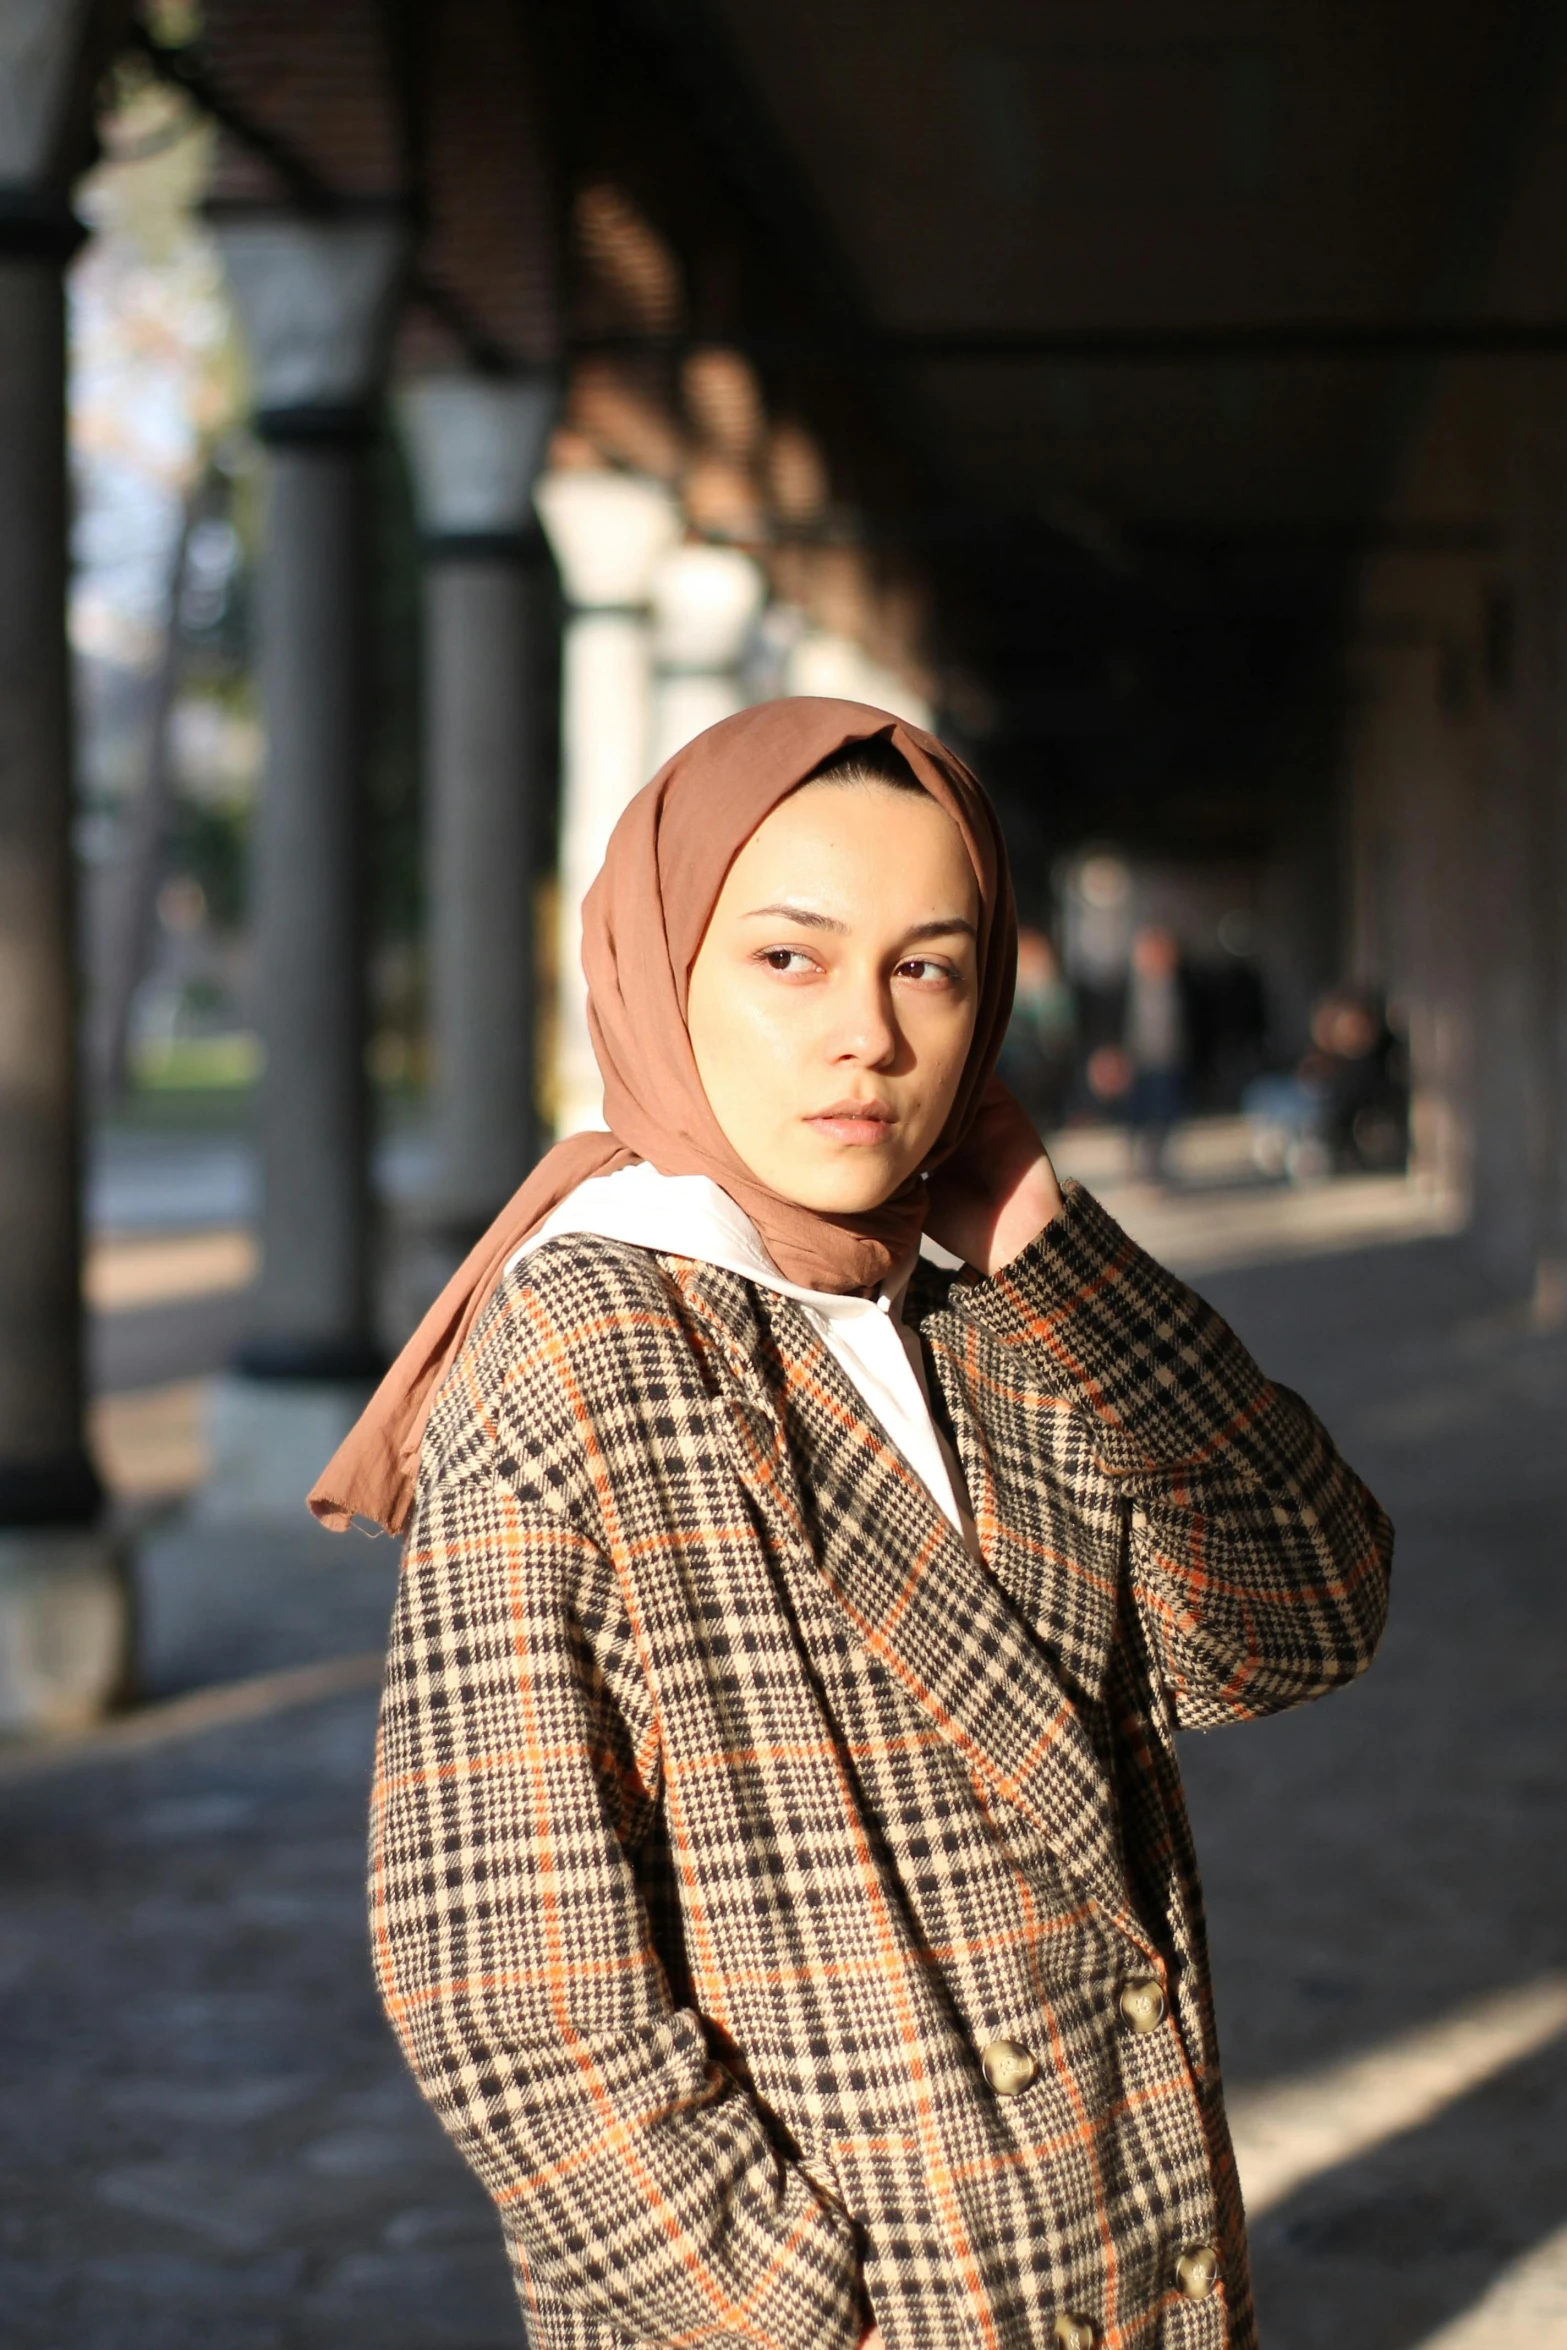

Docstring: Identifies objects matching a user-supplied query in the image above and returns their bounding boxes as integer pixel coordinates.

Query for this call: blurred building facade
[4,0,1567,1721]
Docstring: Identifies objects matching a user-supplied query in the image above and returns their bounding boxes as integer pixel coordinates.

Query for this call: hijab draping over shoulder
[309,698,1018,1534]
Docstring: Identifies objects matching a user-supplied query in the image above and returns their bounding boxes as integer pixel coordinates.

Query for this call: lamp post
[533,470,679,1136]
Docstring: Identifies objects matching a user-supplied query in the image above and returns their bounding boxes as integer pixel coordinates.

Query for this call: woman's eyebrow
[739,902,848,931]
[739,903,977,944]
[902,917,978,944]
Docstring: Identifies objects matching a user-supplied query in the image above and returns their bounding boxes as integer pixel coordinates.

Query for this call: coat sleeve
[955,1180,1393,1729]
[370,1460,864,2349]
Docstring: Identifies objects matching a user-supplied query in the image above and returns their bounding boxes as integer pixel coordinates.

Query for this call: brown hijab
[309,697,1017,1534]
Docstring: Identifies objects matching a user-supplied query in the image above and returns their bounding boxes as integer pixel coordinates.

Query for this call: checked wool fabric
[371,1181,1392,2350]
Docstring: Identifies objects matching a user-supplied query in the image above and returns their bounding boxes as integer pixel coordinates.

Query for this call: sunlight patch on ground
[1229,1975,1567,2217]
[0,1651,384,1786]
[1051,1118,1465,1277]
[1412,2220,1567,2346]
[86,1227,256,1312]
[92,1379,208,1498]
[1102,1170,1464,1278]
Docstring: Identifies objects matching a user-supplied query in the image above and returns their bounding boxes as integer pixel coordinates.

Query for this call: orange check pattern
[371,1182,1392,2350]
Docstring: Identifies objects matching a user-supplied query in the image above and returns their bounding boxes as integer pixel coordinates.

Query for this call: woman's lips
[806,1102,897,1146]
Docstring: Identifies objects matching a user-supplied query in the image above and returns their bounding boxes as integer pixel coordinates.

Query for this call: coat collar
[671,1257,1149,1949]
[515,1162,971,1540]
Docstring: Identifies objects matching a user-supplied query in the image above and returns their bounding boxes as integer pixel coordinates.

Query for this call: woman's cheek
[915,1009,971,1094]
[737,978,814,1067]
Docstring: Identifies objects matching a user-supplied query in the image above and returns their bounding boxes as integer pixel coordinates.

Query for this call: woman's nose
[827,978,900,1065]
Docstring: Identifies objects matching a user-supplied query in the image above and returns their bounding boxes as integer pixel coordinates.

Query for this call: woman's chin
[763,1153,912,1218]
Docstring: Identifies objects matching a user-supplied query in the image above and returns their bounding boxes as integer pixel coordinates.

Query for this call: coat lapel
[677,1264,1146,1945]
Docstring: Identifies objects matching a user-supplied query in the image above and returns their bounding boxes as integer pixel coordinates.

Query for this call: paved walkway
[0,1525,519,2350]
[4,1190,1564,2347]
[1185,1233,1567,2350]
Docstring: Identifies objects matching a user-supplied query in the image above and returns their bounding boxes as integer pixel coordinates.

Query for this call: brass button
[1118,1977,1167,2035]
[979,2038,1037,2095]
[1054,2316,1099,2350]
[1173,2245,1220,2302]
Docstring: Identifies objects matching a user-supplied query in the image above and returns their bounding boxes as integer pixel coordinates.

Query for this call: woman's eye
[758,947,817,974]
[897,957,955,984]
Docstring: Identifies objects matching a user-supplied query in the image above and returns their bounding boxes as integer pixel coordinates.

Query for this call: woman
[313,700,1392,2350]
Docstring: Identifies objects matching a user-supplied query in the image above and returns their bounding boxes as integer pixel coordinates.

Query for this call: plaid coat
[371,1182,1392,2350]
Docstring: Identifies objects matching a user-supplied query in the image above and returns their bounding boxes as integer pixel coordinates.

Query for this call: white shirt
[508,1161,979,1550]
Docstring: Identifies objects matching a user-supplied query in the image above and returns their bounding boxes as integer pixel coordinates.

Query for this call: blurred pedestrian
[997,924,1076,1136]
[1307,989,1409,1171]
[1244,986,1409,1181]
[1123,923,1191,1178]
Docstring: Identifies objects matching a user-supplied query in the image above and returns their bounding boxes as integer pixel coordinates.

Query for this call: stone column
[202,208,406,1519]
[785,627,934,728]
[399,374,557,1263]
[533,471,679,1136]
[0,1,132,1730]
[649,542,766,770]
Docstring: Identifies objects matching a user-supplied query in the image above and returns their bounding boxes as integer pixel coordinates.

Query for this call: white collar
[509,1160,951,1324]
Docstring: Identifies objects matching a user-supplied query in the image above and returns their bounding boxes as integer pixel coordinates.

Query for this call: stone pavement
[0,1524,521,2350]
[1185,1235,1567,2350]
[3,1213,1564,2349]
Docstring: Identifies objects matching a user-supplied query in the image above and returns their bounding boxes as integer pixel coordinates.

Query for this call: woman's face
[687,780,981,1215]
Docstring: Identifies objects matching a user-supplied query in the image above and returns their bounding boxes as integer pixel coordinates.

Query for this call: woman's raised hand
[924,1077,1065,1277]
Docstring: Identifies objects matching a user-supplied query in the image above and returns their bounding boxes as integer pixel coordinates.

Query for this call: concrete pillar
[649,543,766,769]
[533,471,679,1136]
[399,374,557,1252]
[202,208,406,1518]
[0,2,132,1731]
[1459,377,1567,1305]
